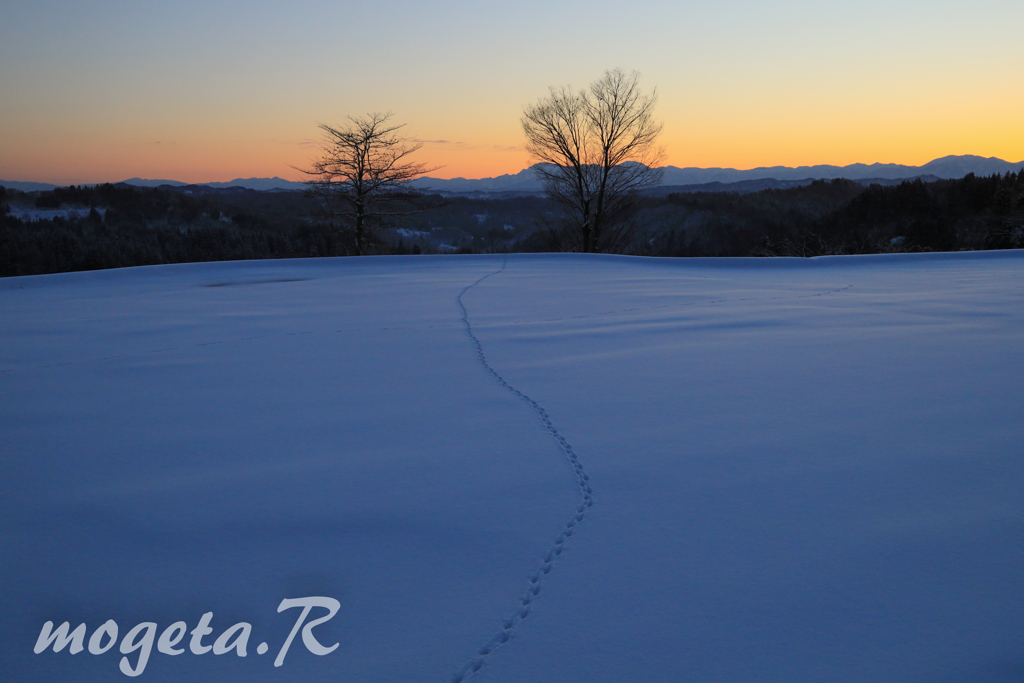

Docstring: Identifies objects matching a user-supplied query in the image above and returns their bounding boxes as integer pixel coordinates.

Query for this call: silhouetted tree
[299,113,435,256]
[522,68,663,252]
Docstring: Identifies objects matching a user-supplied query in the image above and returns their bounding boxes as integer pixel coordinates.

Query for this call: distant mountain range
[662,155,1024,185]
[407,155,1024,195]
[2,156,1021,196]
[0,176,307,193]
[116,176,304,191]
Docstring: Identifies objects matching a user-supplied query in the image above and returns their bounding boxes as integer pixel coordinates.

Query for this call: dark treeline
[635,172,1024,257]
[0,184,558,276]
[2,171,1022,277]
[2,184,341,277]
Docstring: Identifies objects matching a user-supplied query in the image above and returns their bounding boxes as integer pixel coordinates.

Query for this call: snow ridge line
[450,260,594,683]
[1,284,855,374]
[467,281,853,324]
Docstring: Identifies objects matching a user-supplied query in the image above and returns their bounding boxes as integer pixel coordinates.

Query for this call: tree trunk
[581,199,592,253]
[355,200,365,256]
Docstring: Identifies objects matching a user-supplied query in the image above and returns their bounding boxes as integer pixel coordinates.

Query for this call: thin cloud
[411,139,525,153]
[275,138,319,148]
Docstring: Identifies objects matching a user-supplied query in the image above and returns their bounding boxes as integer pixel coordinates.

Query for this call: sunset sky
[2,0,1022,185]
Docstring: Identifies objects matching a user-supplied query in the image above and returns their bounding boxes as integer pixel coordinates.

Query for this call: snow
[395,228,429,239]
[2,251,1023,682]
[8,204,106,222]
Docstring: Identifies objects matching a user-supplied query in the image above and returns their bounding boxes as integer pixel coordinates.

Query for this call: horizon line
[5,154,1024,188]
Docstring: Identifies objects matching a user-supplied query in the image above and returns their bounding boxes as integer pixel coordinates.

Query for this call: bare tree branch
[296,112,438,256]
[522,69,663,252]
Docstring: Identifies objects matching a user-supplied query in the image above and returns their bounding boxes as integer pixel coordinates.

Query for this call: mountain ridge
[3,156,1021,195]
[409,155,1024,194]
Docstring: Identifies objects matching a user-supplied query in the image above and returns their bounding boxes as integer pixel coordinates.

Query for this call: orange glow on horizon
[3,101,1022,185]
[6,135,1024,187]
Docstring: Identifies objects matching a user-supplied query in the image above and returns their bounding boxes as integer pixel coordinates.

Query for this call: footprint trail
[449,260,595,682]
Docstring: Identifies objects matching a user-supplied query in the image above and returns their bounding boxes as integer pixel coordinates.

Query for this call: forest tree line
[1,170,1022,277]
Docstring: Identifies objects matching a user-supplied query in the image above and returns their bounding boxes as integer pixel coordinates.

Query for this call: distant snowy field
[2,252,1022,682]
[6,204,106,222]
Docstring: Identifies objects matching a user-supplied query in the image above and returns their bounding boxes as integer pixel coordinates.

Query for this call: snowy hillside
[2,252,1022,682]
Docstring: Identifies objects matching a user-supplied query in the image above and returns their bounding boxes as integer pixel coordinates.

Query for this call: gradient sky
[2,0,1022,184]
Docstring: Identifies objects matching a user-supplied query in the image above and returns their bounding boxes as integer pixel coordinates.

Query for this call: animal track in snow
[448,260,595,683]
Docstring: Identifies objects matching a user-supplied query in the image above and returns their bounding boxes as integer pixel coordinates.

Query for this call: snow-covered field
[7,204,106,222]
[2,252,1022,682]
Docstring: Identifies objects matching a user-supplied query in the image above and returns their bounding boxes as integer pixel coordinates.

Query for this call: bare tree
[300,113,435,256]
[522,69,664,252]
